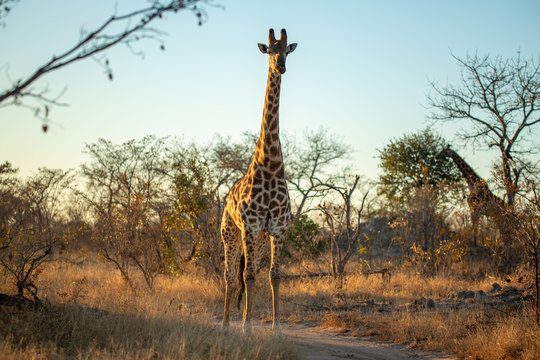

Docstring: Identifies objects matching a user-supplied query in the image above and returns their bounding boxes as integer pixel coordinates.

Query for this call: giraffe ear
[287,43,297,54]
[258,43,268,54]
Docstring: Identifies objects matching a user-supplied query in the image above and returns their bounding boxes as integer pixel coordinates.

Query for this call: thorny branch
[0,0,213,128]
[317,175,368,281]
[0,0,18,21]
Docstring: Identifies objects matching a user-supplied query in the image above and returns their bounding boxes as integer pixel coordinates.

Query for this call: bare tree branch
[0,0,18,22]
[0,0,214,126]
[317,174,368,283]
[427,52,540,207]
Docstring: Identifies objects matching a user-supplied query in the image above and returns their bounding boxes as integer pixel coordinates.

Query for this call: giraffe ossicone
[220,29,297,335]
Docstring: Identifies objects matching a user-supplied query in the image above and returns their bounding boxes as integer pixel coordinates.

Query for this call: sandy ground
[226,320,456,360]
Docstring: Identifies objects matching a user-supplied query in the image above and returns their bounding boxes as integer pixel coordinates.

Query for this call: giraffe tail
[235,251,245,310]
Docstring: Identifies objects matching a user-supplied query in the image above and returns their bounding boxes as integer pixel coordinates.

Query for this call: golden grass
[0,258,298,360]
[1,257,538,360]
[280,262,539,360]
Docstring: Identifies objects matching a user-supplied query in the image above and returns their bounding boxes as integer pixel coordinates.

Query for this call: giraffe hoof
[242,321,252,335]
[272,322,282,336]
[220,321,229,332]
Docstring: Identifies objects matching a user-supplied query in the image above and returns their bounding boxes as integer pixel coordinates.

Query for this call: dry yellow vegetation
[0,257,298,360]
[280,262,539,360]
[1,257,538,360]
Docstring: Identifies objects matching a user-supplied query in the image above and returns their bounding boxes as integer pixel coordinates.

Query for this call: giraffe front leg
[470,205,480,248]
[269,232,284,335]
[242,232,257,335]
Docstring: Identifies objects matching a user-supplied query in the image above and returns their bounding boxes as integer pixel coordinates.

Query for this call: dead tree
[318,175,368,285]
[428,52,540,209]
[512,178,540,324]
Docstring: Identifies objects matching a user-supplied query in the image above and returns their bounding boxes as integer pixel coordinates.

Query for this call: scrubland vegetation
[2,45,540,360]
[1,253,538,359]
[0,257,298,359]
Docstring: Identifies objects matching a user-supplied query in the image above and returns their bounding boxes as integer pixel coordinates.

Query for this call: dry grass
[279,261,539,360]
[358,308,539,358]
[1,256,539,360]
[0,257,298,360]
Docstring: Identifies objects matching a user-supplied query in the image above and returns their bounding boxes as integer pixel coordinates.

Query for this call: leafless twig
[0,0,213,126]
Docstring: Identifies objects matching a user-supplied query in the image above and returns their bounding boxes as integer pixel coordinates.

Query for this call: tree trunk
[535,247,539,325]
[0,293,44,310]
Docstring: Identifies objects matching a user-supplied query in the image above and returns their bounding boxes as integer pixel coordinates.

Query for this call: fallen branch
[283,298,378,312]
[0,293,44,311]
[282,272,331,280]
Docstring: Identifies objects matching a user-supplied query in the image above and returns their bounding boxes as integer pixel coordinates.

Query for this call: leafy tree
[427,52,540,208]
[378,128,461,203]
[285,214,322,260]
[167,144,223,278]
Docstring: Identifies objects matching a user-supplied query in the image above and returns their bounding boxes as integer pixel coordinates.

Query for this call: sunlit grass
[1,256,538,359]
[280,261,539,360]
[0,257,298,360]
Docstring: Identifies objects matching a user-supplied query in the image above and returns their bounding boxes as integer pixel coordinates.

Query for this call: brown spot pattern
[221,37,293,332]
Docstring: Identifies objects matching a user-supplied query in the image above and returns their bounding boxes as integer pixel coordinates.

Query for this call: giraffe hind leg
[269,231,285,335]
[235,250,245,310]
[221,211,241,329]
[236,231,268,310]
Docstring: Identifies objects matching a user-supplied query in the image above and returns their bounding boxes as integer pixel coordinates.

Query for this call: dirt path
[228,320,456,360]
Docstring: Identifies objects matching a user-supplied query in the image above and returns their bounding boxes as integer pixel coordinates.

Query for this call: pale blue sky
[1,0,539,180]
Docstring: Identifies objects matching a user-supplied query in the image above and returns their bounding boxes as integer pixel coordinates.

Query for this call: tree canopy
[377,128,461,203]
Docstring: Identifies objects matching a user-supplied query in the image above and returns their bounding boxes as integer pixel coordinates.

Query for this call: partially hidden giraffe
[220,29,297,334]
[437,145,512,245]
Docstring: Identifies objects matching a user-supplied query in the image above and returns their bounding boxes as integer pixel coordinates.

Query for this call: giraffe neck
[250,70,284,172]
[446,149,483,187]
[447,149,506,207]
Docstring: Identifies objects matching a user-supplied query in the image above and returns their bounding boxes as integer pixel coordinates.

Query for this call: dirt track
[228,320,456,360]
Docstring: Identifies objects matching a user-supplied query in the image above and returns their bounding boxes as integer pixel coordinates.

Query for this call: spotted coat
[221,28,297,334]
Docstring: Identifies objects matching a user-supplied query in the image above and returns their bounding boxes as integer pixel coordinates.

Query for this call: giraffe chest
[229,171,291,231]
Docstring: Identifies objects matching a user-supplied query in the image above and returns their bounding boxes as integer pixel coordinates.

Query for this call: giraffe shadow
[0,301,225,357]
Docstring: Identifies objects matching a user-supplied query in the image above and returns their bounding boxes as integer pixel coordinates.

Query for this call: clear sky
[1,0,539,181]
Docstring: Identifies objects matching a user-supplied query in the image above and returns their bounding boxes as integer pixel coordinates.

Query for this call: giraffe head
[437,144,453,160]
[258,28,297,75]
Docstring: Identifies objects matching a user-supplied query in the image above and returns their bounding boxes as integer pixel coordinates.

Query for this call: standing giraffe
[437,145,511,245]
[221,29,296,334]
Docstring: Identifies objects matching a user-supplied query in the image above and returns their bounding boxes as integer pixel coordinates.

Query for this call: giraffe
[437,145,511,245]
[220,28,296,334]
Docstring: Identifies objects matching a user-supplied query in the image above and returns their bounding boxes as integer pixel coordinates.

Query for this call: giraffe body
[221,29,296,334]
[437,145,511,244]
